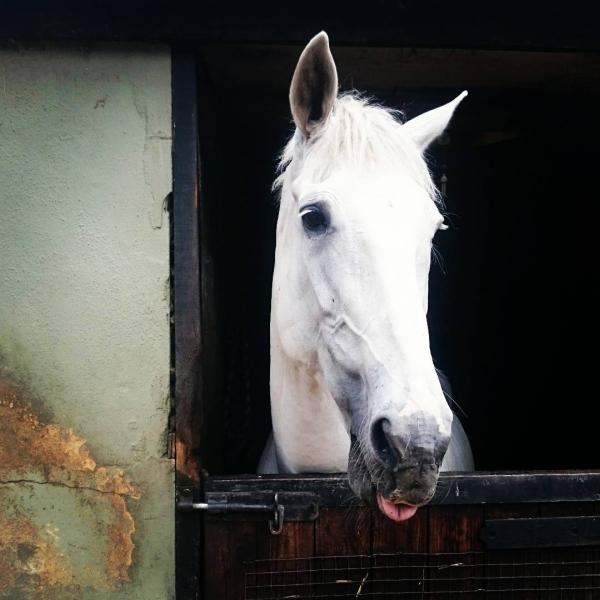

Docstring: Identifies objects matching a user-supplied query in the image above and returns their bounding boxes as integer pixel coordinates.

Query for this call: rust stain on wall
[0,378,141,596]
[0,510,75,591]
[106,495,136,581]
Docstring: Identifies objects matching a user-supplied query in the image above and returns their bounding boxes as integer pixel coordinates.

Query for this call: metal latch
[177,488,319,535]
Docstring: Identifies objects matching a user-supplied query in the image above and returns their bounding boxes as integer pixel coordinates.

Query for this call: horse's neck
[270,335,350,473]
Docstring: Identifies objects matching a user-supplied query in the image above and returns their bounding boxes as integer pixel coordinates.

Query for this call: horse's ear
[403,91,468,152]
[290,31,338,139]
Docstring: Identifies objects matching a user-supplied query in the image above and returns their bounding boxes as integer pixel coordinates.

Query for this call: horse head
[269,32,469,520]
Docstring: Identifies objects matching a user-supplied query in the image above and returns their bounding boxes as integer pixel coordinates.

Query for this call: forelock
[273,92,439,203]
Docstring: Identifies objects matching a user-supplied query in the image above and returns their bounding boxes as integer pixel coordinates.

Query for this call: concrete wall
[0,43,173,599]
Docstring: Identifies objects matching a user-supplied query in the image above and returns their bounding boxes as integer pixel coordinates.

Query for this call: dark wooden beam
[172,47,202,483]
[205,471,600,509]
[172,46,203,600]
[481,515,600,549]
[1,1,600,51]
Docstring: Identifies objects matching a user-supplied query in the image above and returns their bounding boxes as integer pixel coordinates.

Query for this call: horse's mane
[273,92,438,203]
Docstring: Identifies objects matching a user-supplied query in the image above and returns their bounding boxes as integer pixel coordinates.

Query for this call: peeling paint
[0,510,75,591]
[106,496,136,581]
[0,380,140,500]
[0,379,140,595]
[0,43,174,600]
[174,436,202,482]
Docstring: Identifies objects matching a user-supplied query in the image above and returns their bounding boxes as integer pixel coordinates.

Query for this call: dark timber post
[172,47,203,600]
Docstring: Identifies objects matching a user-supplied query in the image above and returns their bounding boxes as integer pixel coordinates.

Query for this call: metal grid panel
[244,549,600,599]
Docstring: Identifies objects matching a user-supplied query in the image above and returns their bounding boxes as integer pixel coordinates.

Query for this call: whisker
[431,245,447,274]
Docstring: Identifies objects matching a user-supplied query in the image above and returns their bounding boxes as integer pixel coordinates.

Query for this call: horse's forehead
[292,170,439,222]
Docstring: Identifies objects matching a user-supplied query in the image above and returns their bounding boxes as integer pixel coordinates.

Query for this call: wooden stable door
[200,473,600,599]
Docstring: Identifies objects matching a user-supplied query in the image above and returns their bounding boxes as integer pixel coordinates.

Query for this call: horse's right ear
[290,31,338,139]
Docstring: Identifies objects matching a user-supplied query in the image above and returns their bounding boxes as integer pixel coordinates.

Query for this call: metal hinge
[176,487,319,535]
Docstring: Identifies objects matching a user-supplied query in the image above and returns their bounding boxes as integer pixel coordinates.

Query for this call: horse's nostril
[371,418,401,470]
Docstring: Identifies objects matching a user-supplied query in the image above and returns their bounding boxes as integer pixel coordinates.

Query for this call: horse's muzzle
[368,413,449,504]
[370,414,449,471]
[381,462,440,506]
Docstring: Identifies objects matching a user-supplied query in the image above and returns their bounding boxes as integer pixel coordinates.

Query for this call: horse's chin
[348,465,423,522]
[348,435,436,522]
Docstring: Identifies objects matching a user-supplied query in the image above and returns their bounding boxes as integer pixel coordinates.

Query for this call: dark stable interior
[196,45,600,475]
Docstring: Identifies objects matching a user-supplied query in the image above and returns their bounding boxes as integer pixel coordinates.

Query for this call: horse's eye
[300,205,329,235]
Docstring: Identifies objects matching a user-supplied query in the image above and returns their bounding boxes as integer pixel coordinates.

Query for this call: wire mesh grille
[244,549,600,599]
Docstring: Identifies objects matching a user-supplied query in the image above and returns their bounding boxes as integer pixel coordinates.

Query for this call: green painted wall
[0,43,174,599]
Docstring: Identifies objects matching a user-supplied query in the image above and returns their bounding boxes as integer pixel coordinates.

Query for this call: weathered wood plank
[428,505,484,595]
[173,47,202,485]
[314,507,371,597]
[204,519,258,600]
[256,521,314,559]
[206,470,600,506]
[538,502,596,600]
[315,507,371,556]
[203,520,230,600]
[372,507,428,553]
[172,47,203,600]
[482,515,600,549]
[371,507,429,596]
[484,503,540,600]
[254,521,315,599]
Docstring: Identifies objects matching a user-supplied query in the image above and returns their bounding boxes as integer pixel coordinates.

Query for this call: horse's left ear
[403,91,468,152]
[290,31,338,139]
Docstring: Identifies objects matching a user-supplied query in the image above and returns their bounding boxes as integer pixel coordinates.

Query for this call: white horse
[259,32,473,522]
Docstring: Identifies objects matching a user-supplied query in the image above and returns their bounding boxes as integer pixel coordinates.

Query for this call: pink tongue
[377,495,418,522]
